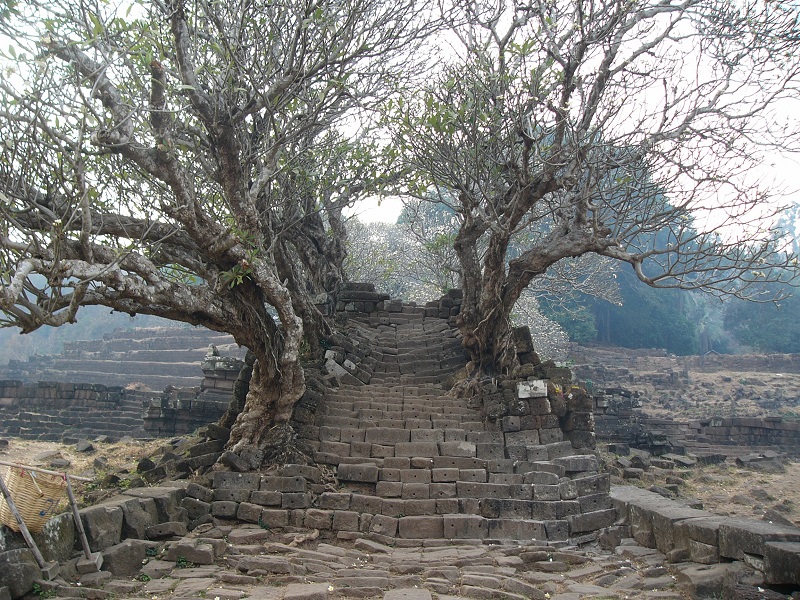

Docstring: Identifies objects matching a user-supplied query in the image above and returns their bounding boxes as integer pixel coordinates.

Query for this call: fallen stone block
[0,549,41,599]
[80,504,123,551]
[101,540,153,576]
[165,539,216,565]
[719,519,800,562]
[764,541,800,585]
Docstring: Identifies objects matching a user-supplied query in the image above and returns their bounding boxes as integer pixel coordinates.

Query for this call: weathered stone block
[80,504,123,551]
[281,493,312,509]
[719,519,800,562]
[337,463,379,483]
[214,488,251,502]
[236,502,263,523]
[181,497,211,520]
[399,516,443,539]
[332,510,359,532]
[213,472,261,490]
[402,483,430,500]
[522,471,559,485]
[165,539,215,565]
[567,509,616,534]
[505,430,540,446]
[123,487,187,523]
[553,455,599,473]
[102,540,153,577]
[0,549,40,599]
[488,519,546,540]
[249,490,282,506]
[394,442,440,458]
[259,509,289,528]
[443,514,488,539]
[517,380,547,399]
[261,476,308,493]
[370,514,398,537]
[438,441,476,458]
[532,485,560,501]
[211,501,239,519]
[304,509,333,530]
[764,541,800,584]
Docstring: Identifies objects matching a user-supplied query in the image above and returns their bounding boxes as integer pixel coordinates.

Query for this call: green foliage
[593,271,701,355]
[724,291,800,353]
[175,556,195,569]
[31,584,56,599]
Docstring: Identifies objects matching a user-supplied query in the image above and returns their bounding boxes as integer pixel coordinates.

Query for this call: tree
[388,0,800,385]
[0,0,434,467]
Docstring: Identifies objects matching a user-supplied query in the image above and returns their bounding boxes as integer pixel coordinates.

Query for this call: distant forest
[542,270,800,356]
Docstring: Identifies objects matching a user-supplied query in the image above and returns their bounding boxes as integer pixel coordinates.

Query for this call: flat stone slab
[383,589,433,600]
[282,583,331,600]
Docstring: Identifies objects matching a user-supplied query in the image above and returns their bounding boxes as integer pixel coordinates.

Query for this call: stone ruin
[1,283,800,598]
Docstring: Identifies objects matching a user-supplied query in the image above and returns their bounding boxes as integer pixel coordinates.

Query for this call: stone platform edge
[611,484,800,585]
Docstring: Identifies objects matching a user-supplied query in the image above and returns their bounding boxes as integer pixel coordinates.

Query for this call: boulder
[80,504,124,551]
[0,549,41,599]
[101,539,155,576]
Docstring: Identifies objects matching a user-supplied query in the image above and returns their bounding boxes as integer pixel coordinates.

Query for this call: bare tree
[0,0,435,466]
[388,0,800,385]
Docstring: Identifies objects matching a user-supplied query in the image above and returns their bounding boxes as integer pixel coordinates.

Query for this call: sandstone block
[213,472,261,490]
[438,441,476,457]
[400,469,431,483]
[333,510,360,532]
[182,497,211,520]
[394,442,440,457]
[432,468,458,482]
[402,483,430,499]
[553,454,599,473]
[304,509,333,530]
[567,509,616,534]
[370,514,398,537]
[719,519,800,561]
[236,502,264,523]
[214,488,251,502]
[249,490,282,506]
[522,471,559,485]
[0,549,40,599]
[261,476,307,493]
[165,539,215,565]
[376,481,402,497]
[430,483,457,499]
[488,519,546,540]
[259,509,289,528]
[538,428,563,444]
[281,493,312,509]
[337,463,379,483]
[443,514,488,539]
[532,485,560,501]
[211,501,239,519]
[505,430,540,446]
[399,515,443,539]
[80,504,123,551]
[764,541,800,584]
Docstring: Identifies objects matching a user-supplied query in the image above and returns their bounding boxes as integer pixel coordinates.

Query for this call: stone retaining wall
[593,387,800,456]
[0,381,149,442]
[610,485,800,586]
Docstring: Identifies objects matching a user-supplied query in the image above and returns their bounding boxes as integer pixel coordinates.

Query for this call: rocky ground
[2,438,799,599]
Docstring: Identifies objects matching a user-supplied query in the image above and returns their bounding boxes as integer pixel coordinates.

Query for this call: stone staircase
[294,301,614,545]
